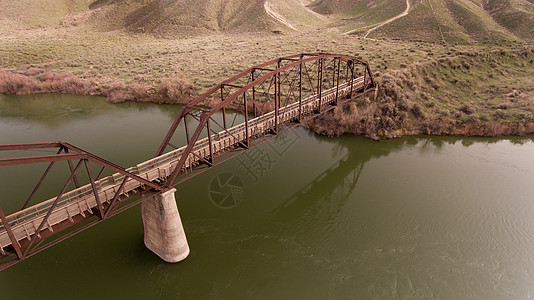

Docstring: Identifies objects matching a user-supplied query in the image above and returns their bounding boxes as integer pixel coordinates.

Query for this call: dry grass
[312,46,534,138]
[0,26,440,89]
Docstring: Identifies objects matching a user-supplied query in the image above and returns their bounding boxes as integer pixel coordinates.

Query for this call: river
[0,94,533,299]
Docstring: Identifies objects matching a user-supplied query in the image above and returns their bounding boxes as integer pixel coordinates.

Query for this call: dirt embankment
[310,97,534,139]
[311,47,534,139]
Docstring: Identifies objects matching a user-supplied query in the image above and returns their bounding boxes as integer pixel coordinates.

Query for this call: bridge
[0,53,376,271]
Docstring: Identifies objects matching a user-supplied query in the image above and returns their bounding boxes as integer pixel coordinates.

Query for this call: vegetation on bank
[2,43,532,139]
[0,68,195,104]
[312,46,534,138]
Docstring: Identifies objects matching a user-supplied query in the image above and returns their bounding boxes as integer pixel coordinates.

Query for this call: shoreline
[0,68,197,105]
[310,111,534,140]
[1,69,533,140]
[2,45,533,140]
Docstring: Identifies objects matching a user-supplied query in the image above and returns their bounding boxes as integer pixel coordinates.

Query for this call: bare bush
[106,83,130,103]
[0,70,98,95]
[156,77,195,104]
[0,71,40,94]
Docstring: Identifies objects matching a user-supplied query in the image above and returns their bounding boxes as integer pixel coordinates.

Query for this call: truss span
[0,53,376,271]
[157,53,376,186]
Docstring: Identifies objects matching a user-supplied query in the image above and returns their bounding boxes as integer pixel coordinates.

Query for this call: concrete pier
[141,188,190,263]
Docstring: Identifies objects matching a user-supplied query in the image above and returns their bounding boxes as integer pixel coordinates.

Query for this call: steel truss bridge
[0,53,376,271]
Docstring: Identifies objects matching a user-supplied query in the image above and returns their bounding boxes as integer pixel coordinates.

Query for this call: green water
[0,94,533,299]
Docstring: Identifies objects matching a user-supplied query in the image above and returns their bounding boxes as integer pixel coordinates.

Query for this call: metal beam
[244,92,250,147]
[221,83,244,89]
[84,160,104,219]
[0,142,63,151]
[335,57,341,105]
[62,143,165,191]
[65,148,81,188]
[23,159,83,258]
[0,206,22,259]
[318,58,323,112]
[21,147,64,210]
[0,153,85,166]
[206,120,214,165]
[299,61,302,121]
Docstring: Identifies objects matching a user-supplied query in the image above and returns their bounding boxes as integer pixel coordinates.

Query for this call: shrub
[0,72,39,94]
[156,77,195,104]
[459,104,475,115]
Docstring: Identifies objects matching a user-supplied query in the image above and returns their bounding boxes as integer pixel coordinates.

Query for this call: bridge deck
[0,77,367,253]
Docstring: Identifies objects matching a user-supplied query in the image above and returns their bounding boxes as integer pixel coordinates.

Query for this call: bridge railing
[135,76,366,178]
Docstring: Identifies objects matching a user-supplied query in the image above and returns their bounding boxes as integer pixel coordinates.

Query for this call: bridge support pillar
[141,188,190,263]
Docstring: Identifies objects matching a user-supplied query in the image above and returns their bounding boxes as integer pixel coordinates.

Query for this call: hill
[311,0,534,42]
[1,0,532,41]
[0,0,327,36]
[0,0,328,36]
[0,0,90,29]
[485,0,534,40]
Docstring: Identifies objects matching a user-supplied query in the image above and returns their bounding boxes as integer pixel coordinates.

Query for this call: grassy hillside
[88,0,275,35]
[0,0,327,37]
[485,0,534,40]
[264,0,328,32]
[86,0,328,36]
[1,0,532,41]
[368,0,518,43]
[310,0,404,19]
[313,0,533,42]
[310,0,408,34]
[0,0,90,29]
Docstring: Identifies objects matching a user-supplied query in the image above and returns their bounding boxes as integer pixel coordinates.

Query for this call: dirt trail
[264,0,298,31]
[264,0,327,31]
[363,0,410,38]
[427,0,447,43]
[344,0,410,37]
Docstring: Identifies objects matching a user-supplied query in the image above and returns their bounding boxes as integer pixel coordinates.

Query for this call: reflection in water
[272,135,399,219]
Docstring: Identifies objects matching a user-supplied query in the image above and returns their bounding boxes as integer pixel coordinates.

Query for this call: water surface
[0,94,533,299]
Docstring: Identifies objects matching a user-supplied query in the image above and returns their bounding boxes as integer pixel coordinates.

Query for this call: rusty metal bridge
[0,53,376,271]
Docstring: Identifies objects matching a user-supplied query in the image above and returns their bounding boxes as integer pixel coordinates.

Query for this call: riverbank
[311,47,534,139]
[0,68,196,105]
[2,65,532,139]
[1,28,532,139]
